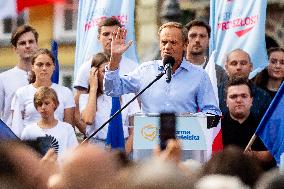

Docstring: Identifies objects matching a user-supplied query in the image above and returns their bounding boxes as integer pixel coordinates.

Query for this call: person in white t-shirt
[74,17,137,134]
[0,25,39,126]
[21,86,78,159]
[11,49,75,137]
[79,52,140,153]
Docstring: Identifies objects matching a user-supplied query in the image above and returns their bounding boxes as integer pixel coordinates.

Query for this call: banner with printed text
[210,0,268,72]
[74,0,138,80]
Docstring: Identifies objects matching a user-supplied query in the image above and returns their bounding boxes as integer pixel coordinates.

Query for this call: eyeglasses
[270,58,284,65]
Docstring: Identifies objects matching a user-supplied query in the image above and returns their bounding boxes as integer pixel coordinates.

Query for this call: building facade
[0,1,77,88]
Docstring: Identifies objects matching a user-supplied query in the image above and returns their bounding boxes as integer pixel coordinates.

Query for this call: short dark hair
[11,25,39,47]
[185,20,211,38]
[268,47,284,58]
[98,17,122,35]
[225,77,253,98]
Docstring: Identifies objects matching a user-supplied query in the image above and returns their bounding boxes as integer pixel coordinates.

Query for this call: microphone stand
[83,71,165,143]
[165,63,172,83]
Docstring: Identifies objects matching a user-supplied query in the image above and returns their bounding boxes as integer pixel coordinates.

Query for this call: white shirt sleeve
[78,94,88,113]
[10,90,25,137]
[122,95,141,127]
[66,124,79,148]
[61,87,76,109]
[128,98,141,117]
[73,59,92,89]
[20,127,29,140]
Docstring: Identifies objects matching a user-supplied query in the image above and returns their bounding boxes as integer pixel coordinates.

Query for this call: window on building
[54,0,78,43]
[0,13,26,45]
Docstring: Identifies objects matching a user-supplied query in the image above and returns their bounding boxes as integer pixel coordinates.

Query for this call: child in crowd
[21,86,78,159]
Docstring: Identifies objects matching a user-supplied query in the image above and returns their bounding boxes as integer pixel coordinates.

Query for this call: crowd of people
[1,140,284,189]
[0,16,283,188]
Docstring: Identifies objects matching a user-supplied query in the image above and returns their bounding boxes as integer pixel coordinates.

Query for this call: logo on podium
[141,124,158,141]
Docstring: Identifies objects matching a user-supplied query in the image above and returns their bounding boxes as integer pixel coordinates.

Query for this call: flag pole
[244,134,257,153]
[51,40,59,84]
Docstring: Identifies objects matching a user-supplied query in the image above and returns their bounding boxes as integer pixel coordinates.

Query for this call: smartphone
[159,112,176,151]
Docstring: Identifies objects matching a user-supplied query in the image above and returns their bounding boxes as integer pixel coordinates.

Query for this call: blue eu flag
[51,40,60,84]
[0,119,18,140]
[106,97,125,150]
[256,82,284,165]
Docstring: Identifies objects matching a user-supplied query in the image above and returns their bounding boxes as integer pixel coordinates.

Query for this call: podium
[133,113,218,162]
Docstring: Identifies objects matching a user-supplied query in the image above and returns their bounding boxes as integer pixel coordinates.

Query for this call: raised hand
[111,27,133,56]
[88,67,98,91]
[109,27,133,71]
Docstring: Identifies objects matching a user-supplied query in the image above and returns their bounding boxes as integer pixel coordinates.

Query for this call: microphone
[163,55,175,83]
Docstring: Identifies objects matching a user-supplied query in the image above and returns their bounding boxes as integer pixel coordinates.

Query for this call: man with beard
[185,20,227,87]
[222,77,275,169]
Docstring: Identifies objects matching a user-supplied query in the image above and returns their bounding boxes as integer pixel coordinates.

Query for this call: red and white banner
[0,0,65,19]
[205,51,223,158]
[210,0,268,73]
